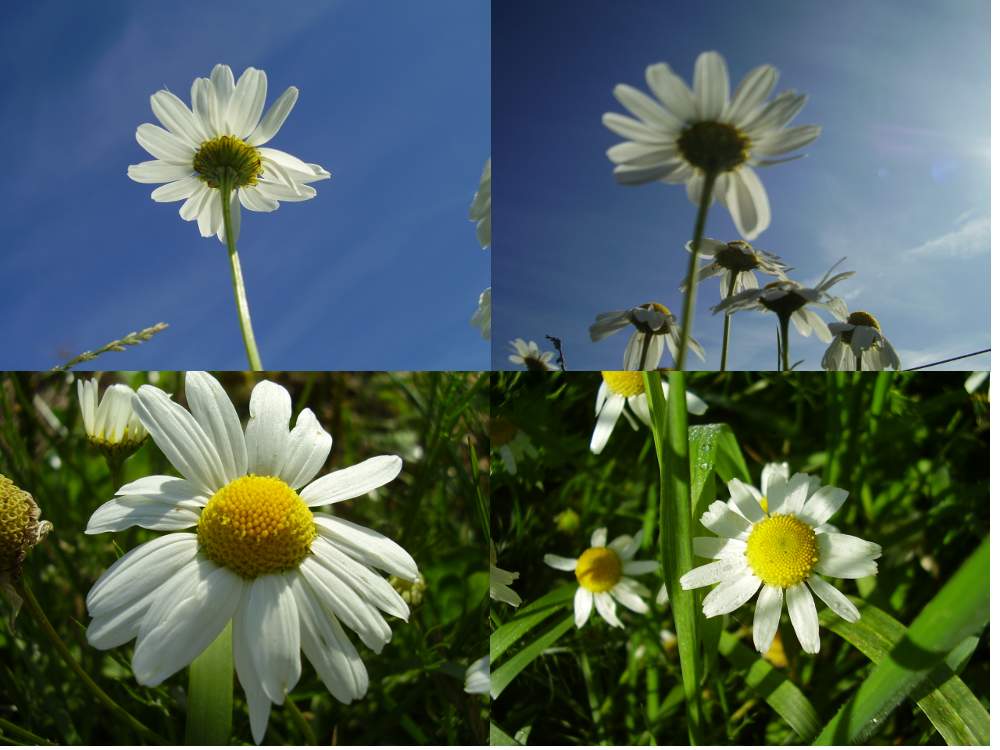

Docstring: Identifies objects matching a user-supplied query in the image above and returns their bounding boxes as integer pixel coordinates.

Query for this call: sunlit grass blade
[185,622,233,745]
[489,584,575,662]
[490,614,575,699]
[717,630,822,741]
[643,371,702,743]
[489,721,522,745]
[814,536,989,744]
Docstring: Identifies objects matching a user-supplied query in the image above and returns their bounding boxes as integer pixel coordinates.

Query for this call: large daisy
[128,64,330,243]
[679,463,881,654]
[544,528,658,628]
[590,303,705,370]
[84,372,418,744]
[822,311,901,371]
[603,51,820,240]
[591,371,707,454]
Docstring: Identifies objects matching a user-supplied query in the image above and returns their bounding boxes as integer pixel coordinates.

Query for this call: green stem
[185,622,233,745]
[285,698,318,746]
[677,170,717,371]
[719,274,738,371]
[639,333,652,370]
[13,581,167,745]
[778,313,791,371]
[221,182,263,371]
[0,716,55,745]
[855,352,863,371]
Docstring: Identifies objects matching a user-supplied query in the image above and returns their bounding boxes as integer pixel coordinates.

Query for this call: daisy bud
[0,475,52,584]
[77,378,148,459]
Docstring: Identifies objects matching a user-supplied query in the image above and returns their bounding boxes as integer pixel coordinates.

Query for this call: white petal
[240,185,280,212]
[752,585,783,653]
[255,180,317,203]
[645,62,697,122]
[233,591,275,744]
[150,90,206,146]
[184,372,248,483]
[311,537,409,620]
[807,575,860,622]
[726,64,778,126]
[179,182,212,221]
[770,473,811,515]
[726,477,765,523]
[279,408,332,489]
[594,592,623,628]
[245,380,293,476]
[693,51,729,121]
[785,582,820,653]
[753,124,821,157]
[136,123,196,164]
[227,67,268,139]
[700,500,752,539]
[725,167,770,241]
[544,554,578,572]
[574,587,593,628]
[611,583,649,613]
[248,574,302,704]
[86,496,201,533]
[313,513,418,580]
[127,160,195,184]
[815,533,882,578]
[692,536,746,559]
[191,77,221,138]
[590,393,624,454]
[151,175,201,203]
[702,572,761,617]
[114,475,208,506]
[247,86,299,147]
[299,557,391,653]
[210,64,236,123]
[614,162,678,186]
[799,485,850,527]
[612,84,681,133]
[300,455,402,506]
[623,560,658,575]
[601,112,674,145]
[679,557,749,589]
[591,528,607,547]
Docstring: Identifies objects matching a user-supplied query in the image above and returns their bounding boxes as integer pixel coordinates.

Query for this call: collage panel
[0,371,489,745]
[490,370,989,745]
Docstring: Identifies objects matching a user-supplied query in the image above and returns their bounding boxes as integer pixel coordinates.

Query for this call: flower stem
[220,182,263,371]
[778,313,791,371]
[13,580,168,745]
[286,698,318,745]
[677,170,717,371]
[719,274,738,371]
[639,333,652,370]
[185,622,233,745]
[855,352,863,371]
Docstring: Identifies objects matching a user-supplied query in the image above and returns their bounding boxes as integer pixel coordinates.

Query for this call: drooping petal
[313,513,418,581]
[785,582,820,653]
[610,582,649,614]
[702,571,760,617]
[590,393,625,454]
[724,167,770,241]
[312,536,409,620]
[807,575,860,622]
[594,591,623,628]
[752,584,783,653]
[247,574,302,705]
[299,557,392,653]
[574,587,593,627]
[151,175,201,203]
[233,590,275,745]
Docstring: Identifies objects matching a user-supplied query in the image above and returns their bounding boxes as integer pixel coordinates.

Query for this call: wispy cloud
[902,214,988,259]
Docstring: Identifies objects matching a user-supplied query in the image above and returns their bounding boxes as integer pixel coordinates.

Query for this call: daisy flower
[469,158,491,249]
[490,542,522,607]
[77,378,148,454]
[603,51,820,240]
[464,655,490,695]
[508,338,559,371]
[0,474,51,585]
[682,238,789,299]
[128,64,330,243]
[590,303,705,370]
[679,463,881,654]
[472,287,491,339]
[84,372,418,744]
[591,371,707,454]
[544,528,658,628]
[822,311,901,371]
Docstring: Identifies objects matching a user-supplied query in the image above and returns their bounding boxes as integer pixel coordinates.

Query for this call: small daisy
[77,378,148,454]
[471,287,491,339]
[603,51,820,240]
[464,655,490,695]
[508,338,559,371]
[822,311,901,371]
[590,303,705,370]
[490,543,522,607]
[469,158,491,249]
[128,64,330,243]
[544,528,658,628]
[682,238,789,299]
[0,474,51,585]
[84,372,418,744]
[591,371,707,454]
[679,463,881,654]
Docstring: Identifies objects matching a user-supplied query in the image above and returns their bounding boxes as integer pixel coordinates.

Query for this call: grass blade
[490,584,575,662]
[490,614,575,699]
[489,721,522,745]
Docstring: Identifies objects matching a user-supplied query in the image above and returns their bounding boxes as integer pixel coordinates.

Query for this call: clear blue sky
[0,0,490,370]
[492,0,989,371]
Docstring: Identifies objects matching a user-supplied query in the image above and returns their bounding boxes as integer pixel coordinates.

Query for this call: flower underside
[717,241,760,272]
[575,546,623,592]
[847,310,880,330]
[745,514,818,588]
[630,302,674,335]
[524,357,550,372]
[602,371,646,397]
[193,134,263,189]
[677,121,751,174]
[197,475,315,579]
[761,283,807,317]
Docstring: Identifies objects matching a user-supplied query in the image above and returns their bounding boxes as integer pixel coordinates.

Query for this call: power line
[904,348,990,371]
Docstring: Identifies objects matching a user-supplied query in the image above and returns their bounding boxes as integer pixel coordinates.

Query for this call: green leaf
[814,537,989,744]
[489,721,522,745]
[717,630,822,741]
[490,614,575,699]
[185,622,233,745]
[489,584,575,662]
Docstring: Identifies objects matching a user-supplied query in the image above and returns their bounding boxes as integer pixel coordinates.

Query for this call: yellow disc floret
[601,371,646,397]
[846,310,881,330]
[198,475,315,580]
[193,135,263,188]
[745,514,818,588]
[575,546,623,593]
[0,474,50,580]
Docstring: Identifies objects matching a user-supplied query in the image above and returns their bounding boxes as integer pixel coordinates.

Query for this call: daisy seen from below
[469,158,491,249]
[544,528,658,628]
[591,371,707,454]
[590,303,705,370]
[603,51,820,242]
[77,378,148,455]
[713,259,853,370]
[822,311,901,371]
[490,542,522,607]
[84,372,418,744]
[679,463,881,654]
[471,287,491,340]
[508,338,559,371]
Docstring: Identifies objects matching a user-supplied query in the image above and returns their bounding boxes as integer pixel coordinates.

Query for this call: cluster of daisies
[499,50,900,373]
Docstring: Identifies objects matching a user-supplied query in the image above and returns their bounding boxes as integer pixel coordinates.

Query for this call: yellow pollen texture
[745,514,818,588]
[198,475,315,580]
[645,302,672,317]
[575,546,623,593]
[601,371,646,397]
[0,475,37,574]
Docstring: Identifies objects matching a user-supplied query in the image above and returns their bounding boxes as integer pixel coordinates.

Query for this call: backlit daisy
[679,464,881,654]
[544,528,658,628]
[490,542,522,607]
[591,371,707,454]
[590,303,705,370]
[508,338,559,371]
[822,311,901,371]
[472,287,491,339]
[464,655,490,695]
[603,51,820,240]
[77,378,147,455]
[469,158,491,249]
[128,64,330,243]
[682,238,789,298]
[84,372,418,744]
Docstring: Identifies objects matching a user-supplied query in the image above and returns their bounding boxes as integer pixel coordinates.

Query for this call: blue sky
[0,0,489,370]
[492,0,989,371]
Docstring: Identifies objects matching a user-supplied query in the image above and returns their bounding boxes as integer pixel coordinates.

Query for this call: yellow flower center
[193,135,263,188]
[197,475,315,579]
[716,241,760,272]
[601,371,646,397]
[575,546,623,593]
[0,474,47,578]
[677,121,751,173]
[847,310,881,330]
[745,514,818,588]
